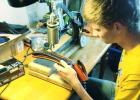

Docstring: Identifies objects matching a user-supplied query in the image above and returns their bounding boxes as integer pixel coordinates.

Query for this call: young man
[54,0,140,100]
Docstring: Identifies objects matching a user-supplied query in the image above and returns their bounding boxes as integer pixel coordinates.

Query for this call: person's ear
[112,22,123,34]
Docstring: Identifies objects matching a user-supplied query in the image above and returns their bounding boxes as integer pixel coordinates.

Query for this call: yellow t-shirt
[115,45,140,100]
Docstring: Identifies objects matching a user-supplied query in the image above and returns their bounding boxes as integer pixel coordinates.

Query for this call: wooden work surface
[0,35,110,100]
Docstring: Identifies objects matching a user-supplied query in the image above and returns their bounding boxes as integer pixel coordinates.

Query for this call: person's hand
[54,60,93,100]
[54,60,79,86]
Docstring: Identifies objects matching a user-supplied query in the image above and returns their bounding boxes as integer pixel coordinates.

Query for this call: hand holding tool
[32,51,88,82]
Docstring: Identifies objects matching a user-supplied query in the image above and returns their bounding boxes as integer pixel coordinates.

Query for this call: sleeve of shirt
[115,75,140,100]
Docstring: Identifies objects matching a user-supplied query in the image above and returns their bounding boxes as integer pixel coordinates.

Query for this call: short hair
[83,0,140,33]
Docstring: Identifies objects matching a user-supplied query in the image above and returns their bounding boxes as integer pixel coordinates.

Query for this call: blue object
[0,36,10,43]
[108,47,122,72]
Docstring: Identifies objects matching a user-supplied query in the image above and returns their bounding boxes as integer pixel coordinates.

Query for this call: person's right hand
[54,60,79,86]
[54,60,93,100]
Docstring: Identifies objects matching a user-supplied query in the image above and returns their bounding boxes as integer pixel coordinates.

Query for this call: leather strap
[32,51,88,81]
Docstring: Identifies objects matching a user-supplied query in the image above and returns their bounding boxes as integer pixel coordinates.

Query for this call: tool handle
[73,64,88,81]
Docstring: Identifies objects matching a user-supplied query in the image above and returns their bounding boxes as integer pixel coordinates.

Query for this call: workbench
[0,34,110,100]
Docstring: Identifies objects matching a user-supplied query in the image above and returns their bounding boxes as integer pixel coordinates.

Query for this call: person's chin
[99,37,112,44]
[102,39,111,44]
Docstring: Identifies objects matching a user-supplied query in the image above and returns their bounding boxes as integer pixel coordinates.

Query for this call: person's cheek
[92,29,102,37]
[92,30,99,37]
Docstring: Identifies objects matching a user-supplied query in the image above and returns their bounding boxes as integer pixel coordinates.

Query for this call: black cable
[22,47,31,64]
[0,48,29,97]
[0,82,11,96]
[0,60,16,96]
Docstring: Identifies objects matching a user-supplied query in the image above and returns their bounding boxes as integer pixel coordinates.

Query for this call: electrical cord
[0,47,30,97]
[22,47,31,64]
[0,49,27,97]
[0,82,11,97]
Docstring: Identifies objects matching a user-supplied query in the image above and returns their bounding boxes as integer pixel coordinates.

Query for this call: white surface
[0,1,49,25]
[0,0,29,25]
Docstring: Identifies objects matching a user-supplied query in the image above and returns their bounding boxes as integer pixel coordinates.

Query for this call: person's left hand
[54,60,79,86]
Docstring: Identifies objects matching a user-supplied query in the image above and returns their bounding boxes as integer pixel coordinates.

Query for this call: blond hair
[83,0,103,24]
[83,0,140,32]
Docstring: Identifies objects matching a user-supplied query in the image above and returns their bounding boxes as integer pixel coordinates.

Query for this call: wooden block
[28,70,72,90]
[28,58,72,90]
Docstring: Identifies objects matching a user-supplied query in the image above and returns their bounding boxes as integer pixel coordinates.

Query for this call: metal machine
[7,0,88,49]
[6,0,89,84]
[46,1,60,50]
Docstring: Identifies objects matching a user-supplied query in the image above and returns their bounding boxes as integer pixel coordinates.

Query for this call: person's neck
[118,32,140,52]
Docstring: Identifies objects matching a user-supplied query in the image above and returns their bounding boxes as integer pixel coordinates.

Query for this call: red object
[73,64,88,81]
[31,51,88,82]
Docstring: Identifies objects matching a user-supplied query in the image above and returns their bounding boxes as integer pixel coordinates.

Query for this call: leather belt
[32,51,88,82]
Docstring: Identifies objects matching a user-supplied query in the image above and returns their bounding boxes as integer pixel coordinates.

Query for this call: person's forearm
[71,79,93,100]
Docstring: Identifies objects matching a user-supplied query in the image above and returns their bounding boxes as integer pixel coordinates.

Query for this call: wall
[0,0,29,25]
[0,0,49,25]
